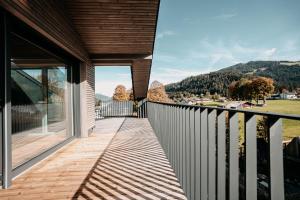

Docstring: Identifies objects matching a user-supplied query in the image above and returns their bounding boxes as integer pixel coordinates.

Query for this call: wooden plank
[64,0,160,55]
[0,118,187,200]
[0,0,90,62]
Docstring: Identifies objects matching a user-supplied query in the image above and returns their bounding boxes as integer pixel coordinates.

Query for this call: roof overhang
[64,0,160,99]
[0,0,160,99]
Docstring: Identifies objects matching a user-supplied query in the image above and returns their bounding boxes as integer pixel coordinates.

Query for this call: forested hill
[165,61,300,96]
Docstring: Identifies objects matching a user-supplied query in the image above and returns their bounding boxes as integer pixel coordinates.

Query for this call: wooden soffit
[63,0,160,56]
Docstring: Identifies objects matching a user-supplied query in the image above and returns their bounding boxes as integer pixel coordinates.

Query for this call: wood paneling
[0,0,90,62]
[80,62,96,137]
[132,59,152,99]
[63,0,159,55]
[1,0,160,100]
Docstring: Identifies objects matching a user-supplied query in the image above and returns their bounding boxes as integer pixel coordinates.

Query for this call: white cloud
[156,30,176,39]
[263,48,277,59]
[150,67,209,85]
[151,37,300,85]
[212,13,237,20]
[197,39,280,63]
[209,52,237,66]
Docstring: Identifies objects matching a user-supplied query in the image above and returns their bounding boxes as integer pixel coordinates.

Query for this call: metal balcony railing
[145,100,300,200]
[95,100,135,119]
[11,102,65,134]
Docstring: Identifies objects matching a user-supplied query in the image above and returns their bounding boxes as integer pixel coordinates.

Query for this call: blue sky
[96,0,300,96]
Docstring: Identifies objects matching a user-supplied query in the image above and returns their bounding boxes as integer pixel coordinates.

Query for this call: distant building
[268,94,281,100]
[226,102,242,109]
[242,102,255,108]
[280,92,297,99]
[268,92,298,100]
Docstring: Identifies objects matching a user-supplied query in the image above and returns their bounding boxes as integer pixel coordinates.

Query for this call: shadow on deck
[0,118,186,200]
[73,118,186,199]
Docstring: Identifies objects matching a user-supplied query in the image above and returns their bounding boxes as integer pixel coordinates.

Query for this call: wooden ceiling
[63,0,160,57]
[63,0,160,99]
[1,0,160,99]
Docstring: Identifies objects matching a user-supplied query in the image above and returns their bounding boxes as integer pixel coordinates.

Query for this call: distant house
[268,92,298,100]
[280,92,297,99]
[242,102,255,108]
[268,94,281,100]
[226,102,242,109]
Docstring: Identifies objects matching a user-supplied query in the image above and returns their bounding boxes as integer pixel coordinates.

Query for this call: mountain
[95,93,111,101]
[165,61,300,96]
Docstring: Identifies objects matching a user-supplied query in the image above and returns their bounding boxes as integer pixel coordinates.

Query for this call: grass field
[198,99,300,140]
[251,100,300,140]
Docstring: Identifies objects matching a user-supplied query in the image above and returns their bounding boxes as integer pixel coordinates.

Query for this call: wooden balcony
[0,118,186,200]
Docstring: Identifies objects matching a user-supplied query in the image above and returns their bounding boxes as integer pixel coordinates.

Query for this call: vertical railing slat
[190,107,195,200]
[194,107,201,200]
[208,109,217,200]
[186,107,191,199]
[176,106,180,177]
[268,117,284,200]
[183,107,187,192]
[217,111,226,200]
[201,108,208,200]
[245,114,257,200]
[229,112,239,200]
[179,106,183,183]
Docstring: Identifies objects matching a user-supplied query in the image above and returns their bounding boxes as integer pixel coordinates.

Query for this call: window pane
[11,34,73,168]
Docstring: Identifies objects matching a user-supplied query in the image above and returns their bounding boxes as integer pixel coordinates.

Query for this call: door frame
[0,10,82,188]
[0,9,12,188]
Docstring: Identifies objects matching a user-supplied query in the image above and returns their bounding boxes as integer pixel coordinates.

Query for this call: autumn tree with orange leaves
[112,85,127,101]
[147,81,172,103]
[229,77,274,104]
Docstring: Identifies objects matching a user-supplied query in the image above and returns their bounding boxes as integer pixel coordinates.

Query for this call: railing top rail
[147,100,300,120]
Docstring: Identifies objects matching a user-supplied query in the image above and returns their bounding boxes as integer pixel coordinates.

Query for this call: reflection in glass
[11,34,72,168]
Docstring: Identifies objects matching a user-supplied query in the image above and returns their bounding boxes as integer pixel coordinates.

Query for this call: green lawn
[199,99,300,140]
[250,100,300,140]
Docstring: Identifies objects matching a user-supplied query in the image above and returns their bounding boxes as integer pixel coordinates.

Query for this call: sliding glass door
[10,34,73,168]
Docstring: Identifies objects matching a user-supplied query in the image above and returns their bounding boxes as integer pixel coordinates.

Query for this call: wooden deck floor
[0,118,186,200]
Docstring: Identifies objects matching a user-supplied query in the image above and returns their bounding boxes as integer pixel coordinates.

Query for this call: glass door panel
[10,34,73,168]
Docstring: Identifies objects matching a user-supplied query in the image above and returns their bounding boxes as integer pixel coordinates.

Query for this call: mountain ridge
[95,93,111,101]
[165,61,300,96]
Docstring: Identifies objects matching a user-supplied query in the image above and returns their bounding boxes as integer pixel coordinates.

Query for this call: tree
[257,117,268,140]
[112,85,127,101]
[251,77,274,104]
[228,81,239,100]
[95,98,101,107]
[147,81,172,103]
[239,78,254,102]
[126,89,134,101]
[228,76,274,104]
[228,79,251,100]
